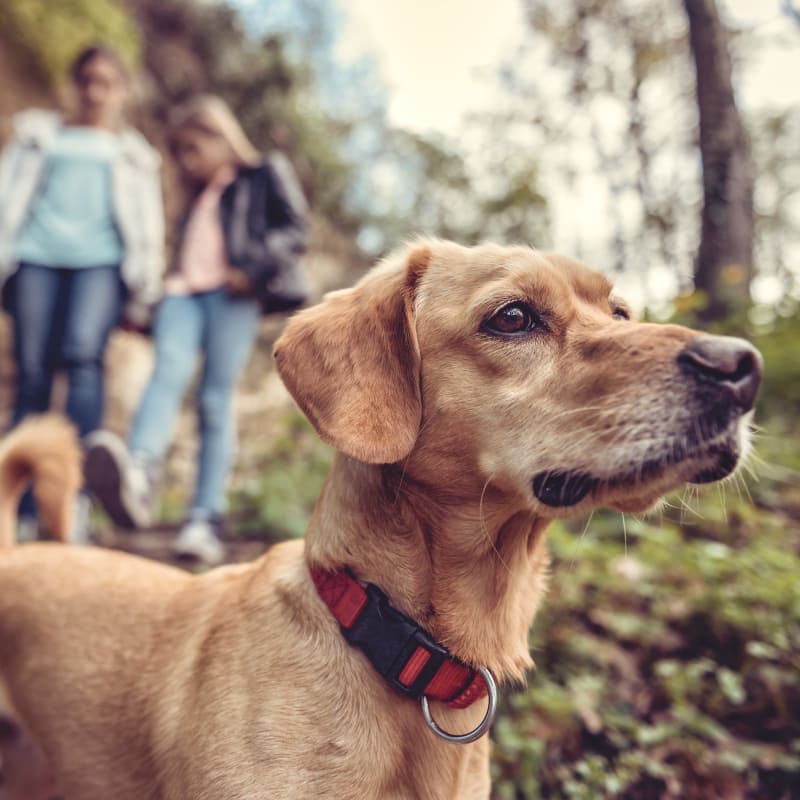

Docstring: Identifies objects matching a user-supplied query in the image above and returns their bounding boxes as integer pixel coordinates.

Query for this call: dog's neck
[304,454,551,683]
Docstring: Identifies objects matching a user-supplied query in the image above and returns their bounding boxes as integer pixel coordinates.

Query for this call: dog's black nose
[678,335,763,411]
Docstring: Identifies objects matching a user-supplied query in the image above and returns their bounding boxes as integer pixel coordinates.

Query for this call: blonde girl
[86,95,307,563]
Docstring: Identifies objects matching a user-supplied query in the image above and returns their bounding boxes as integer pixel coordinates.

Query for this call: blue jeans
[12,262,123,435]
[129,290,260,515]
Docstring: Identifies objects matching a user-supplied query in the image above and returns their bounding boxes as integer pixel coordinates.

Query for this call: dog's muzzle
[531,335,763,507]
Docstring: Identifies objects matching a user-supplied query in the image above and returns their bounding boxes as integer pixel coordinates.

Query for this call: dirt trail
[93,525,271,568]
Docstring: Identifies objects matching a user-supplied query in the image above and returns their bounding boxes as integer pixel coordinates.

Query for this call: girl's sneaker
[84,431,154,530]
[172,512,225,566]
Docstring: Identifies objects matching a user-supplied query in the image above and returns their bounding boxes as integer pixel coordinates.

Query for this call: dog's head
[274,241,762,517]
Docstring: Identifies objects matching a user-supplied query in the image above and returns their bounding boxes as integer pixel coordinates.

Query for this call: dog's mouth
[531,421,746,509]
[685,444,740,483]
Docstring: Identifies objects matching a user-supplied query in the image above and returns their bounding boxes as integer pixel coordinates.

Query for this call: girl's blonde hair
[170,94,261,167]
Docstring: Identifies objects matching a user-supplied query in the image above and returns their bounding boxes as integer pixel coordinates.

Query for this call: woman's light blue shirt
[15,126,124,268]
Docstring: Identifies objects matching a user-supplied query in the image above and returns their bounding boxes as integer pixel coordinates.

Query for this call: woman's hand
[120,297,156,336]
[226,269,251,296]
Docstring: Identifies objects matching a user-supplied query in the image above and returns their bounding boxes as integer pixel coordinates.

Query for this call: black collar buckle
[340,582,450,700]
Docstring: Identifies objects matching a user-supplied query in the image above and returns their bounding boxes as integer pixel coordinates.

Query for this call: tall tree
[684,0,754,320]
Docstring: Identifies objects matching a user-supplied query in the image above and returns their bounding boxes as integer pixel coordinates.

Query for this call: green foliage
[229,411,334,540]
[492,484,800,798]
[748,312,800,441]
[0,0,140,86]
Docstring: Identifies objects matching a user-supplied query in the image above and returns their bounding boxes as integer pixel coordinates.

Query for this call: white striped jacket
[0,109,165,319]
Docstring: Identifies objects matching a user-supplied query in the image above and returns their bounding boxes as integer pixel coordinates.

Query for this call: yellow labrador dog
[0,241,761,799]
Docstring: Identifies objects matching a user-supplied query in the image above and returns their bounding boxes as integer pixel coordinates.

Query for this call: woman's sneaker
[84,431,154,530]
[172,512,225,566]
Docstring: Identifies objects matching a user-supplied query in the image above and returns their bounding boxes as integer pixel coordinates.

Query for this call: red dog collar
[310,567,489,710]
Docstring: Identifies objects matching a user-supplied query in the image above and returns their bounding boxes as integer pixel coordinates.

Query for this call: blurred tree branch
[783,0,800,26]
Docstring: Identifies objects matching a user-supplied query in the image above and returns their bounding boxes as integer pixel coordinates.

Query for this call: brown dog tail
[0,415,83,549]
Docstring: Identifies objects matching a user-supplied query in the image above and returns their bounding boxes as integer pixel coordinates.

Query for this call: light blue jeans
[129,290,260,515]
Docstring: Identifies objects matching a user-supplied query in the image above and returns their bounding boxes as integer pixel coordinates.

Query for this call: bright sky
[336,0,525,135]
[337,0,799,136]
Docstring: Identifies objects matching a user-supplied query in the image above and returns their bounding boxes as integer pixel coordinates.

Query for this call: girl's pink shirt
[165,166,237,295]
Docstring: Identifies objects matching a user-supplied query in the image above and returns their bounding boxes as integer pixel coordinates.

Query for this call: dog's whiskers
[478,474,512,575]
[688,485,706,519]
[621,512,628,556]
[567,510,595,573]
[746,452,800,486]
[538,392,639,424]
[678,488,692,524]
[393,456,411,505]
[737,471,754,506]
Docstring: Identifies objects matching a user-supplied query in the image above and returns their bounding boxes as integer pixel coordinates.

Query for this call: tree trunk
[684,0,754,321]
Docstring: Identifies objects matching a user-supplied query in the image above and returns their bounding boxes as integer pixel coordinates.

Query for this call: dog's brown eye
[484,303,540,336]
[612,307,631,321]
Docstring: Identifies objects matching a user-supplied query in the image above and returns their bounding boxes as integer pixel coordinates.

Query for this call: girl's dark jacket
[174,152,309,314]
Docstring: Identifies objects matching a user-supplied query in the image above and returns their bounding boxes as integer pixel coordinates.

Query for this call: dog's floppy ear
[274,245,430,464]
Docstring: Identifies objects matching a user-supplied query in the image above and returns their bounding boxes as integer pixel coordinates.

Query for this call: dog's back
[0,415,83,548]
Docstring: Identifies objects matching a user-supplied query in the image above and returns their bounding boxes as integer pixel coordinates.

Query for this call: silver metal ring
[420,666,498,744]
